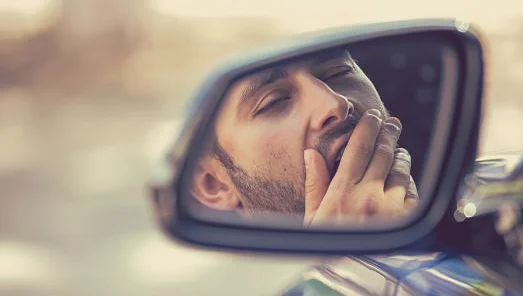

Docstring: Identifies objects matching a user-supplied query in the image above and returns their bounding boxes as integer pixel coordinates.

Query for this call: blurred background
[0,0,522,295]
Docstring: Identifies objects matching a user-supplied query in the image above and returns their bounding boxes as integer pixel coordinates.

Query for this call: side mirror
[149,19,484,254]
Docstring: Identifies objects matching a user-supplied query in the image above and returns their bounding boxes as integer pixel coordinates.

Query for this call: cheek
[354,88,384,112]
[237,124,306,180]
[258,144,304,180]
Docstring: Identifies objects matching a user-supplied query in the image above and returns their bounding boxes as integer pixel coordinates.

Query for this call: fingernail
[384,122,401,134]
[385,117,402,131]
[395,148,405,156]
[366,109,381,118]
[395,151,411,162]
[395,147,409,155]
[304,150,311,169]
[365,109,382,125]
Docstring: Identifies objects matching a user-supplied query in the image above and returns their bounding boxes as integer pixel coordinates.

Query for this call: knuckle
[406,192,419,201]
[375,143,394,156]
[392,153,411,170]
[389,169,410,181]
[391,160,411,176]
[305,181,318,195]
[305,176,319,193]
[386,117,402,129]
[365,192,381,214]
[381,123,401,138]
[407,182,419,199]
[354,141,372,157]
[395,151,411,163]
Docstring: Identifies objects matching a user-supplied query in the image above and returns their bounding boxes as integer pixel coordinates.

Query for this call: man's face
[194,51,388,217]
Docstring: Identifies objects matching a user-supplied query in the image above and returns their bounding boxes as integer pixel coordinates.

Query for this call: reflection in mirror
[183,35,458,228]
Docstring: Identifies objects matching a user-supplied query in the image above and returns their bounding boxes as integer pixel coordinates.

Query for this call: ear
[190,155,241,211]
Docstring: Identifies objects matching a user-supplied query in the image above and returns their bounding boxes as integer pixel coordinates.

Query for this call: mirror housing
[149,19,485,254]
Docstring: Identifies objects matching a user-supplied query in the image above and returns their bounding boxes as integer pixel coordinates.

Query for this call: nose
[307,78,354,132]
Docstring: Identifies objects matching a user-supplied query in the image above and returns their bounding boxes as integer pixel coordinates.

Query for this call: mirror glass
[181,34,459,229]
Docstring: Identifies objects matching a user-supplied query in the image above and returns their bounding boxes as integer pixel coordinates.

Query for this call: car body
[280,153,523,295]
[283,253,515,295]
[147,18,523,294]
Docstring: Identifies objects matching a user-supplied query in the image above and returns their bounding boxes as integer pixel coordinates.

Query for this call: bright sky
[2,0,523,32]
[149,0,523,31]
[0,0,51,15]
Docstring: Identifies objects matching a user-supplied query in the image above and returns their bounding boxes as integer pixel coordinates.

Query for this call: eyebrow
[310,49,355,67]
[236,50,354,107]
[239,67,288,103]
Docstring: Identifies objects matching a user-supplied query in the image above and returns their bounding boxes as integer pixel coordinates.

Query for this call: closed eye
[321,65,355,82]
[255,91,292,116]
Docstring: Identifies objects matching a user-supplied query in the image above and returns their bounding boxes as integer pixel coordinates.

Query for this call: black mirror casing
[149,19,485,255]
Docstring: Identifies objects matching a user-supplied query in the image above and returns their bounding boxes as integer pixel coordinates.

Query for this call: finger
[303,149,330,224]
[362,117,402,183]
[384,148,411,206]
[404,199,418,211]
[404,176,419,211]
[330,109,382,190]
[385,148,411,190]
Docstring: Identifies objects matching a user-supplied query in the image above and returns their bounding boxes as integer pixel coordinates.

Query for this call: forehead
[232,49,353,91]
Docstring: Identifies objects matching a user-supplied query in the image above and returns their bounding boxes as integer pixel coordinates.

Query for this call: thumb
[304,149,329,224]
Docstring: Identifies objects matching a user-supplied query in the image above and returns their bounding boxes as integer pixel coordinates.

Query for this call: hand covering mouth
[326,114,359,179]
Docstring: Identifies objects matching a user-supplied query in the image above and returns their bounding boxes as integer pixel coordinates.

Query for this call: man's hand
[304,109,419,225]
